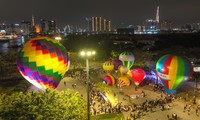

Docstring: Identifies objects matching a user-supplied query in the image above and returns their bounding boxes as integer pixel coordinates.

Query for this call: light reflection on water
[0,37,26,54]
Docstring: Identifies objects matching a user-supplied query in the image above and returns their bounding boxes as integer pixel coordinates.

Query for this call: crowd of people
[67,64,199,120]
[90,83,199,120]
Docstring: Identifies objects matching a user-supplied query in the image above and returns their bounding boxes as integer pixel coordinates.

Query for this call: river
[0,36,26,54]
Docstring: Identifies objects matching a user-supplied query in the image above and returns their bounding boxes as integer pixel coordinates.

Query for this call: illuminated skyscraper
[40,19,56,35]
[32,14,35,27]
[156,6,159,23]
[144,19,158,30]
[88,17,111,33]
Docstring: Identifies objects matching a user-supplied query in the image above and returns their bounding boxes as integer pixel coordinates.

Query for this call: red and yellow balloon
[117,76,130,87]
[103,74,115,86]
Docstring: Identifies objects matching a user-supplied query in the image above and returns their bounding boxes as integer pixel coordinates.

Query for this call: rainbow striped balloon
[103,74,115,86]
[156,55,193,93]
[17,36,70,90]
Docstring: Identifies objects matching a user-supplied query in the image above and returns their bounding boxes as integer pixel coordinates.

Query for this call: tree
[0,89,87,120]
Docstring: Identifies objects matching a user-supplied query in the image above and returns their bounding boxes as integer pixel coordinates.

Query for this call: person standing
[64,81,66,87]
[167,114,170,120]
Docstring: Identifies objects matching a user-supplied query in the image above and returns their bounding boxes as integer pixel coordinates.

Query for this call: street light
[80,50,95,120]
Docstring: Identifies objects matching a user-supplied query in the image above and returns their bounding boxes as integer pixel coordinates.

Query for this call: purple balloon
[112,59,123,70]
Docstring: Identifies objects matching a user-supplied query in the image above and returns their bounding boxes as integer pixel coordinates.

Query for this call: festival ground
[55,75,200,120]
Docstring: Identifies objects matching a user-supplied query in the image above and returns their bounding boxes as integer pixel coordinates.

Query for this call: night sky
[0,0,200,28]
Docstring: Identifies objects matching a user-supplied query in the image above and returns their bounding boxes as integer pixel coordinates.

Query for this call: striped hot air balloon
[103,74,115,86]
[156,54,193,94]
[17,36,70,90]
[118,76,130,87]
[119,51,135,70]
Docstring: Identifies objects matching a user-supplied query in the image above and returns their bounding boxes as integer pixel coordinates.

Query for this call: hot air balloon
[131,68,146,86]
[118,76,130,87]
[156,55,193,94]
[119,51,135,70]
[103,61,114,72]
[103,74,115,86]
[17,36,70,90]
[111,59,123,70]
[118,65,128,76]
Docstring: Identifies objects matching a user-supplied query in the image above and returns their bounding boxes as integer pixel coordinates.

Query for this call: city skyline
[0,0,200,28]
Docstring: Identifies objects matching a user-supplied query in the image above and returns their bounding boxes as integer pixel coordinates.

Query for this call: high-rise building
[21,20,32,35]
[143,6,160,32]
[32,14,35,27]
[144,19,158,30]
[40,19,56,35]
[156,6,159,23]
[88,17,111,33]
[160,20,172,31]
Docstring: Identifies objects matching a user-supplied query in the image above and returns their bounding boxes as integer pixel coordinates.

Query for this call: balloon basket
[164,87,177,94]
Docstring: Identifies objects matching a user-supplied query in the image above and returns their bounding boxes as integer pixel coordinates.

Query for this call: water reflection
[0,36,26,54]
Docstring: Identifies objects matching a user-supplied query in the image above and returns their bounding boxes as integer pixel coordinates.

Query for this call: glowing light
[92,51,96,55]
[80,50,96,57]
[87,51,92,56]
[55,36,62,41]
[80,51,86,56]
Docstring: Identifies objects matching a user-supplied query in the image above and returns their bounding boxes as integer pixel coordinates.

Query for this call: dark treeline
[157,33,200,48]
[62,33,200,52]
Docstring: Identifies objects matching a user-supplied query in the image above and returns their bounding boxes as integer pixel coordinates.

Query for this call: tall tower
[32,14,35,27]
[156,6,159,23]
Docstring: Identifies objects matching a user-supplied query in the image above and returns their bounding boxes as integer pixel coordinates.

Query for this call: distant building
[117,28,134,35]
[156,6,159,23]
[136,6,160,34]
[88,17,111,33]
[136,25,145,31]
[21,20,32,35]
[40,19,57,35]
[144,19,159,31]
[160,20,172,31]
[191,23,200,31]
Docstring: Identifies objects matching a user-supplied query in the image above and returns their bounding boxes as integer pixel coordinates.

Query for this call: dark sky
[0,0,200,28]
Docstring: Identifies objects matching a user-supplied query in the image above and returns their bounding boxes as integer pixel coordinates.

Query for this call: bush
[0,89,87,120]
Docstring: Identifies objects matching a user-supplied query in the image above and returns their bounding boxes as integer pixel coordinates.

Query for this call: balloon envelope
[131,68,146,86]
[119,51,135,70]
[118,65,128,76]
[112,59,122,70]
[102,61,114,72]
[156,55,193,94]
[118,76,130,87]
[17,37,70,90]
[103,74,115,86]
